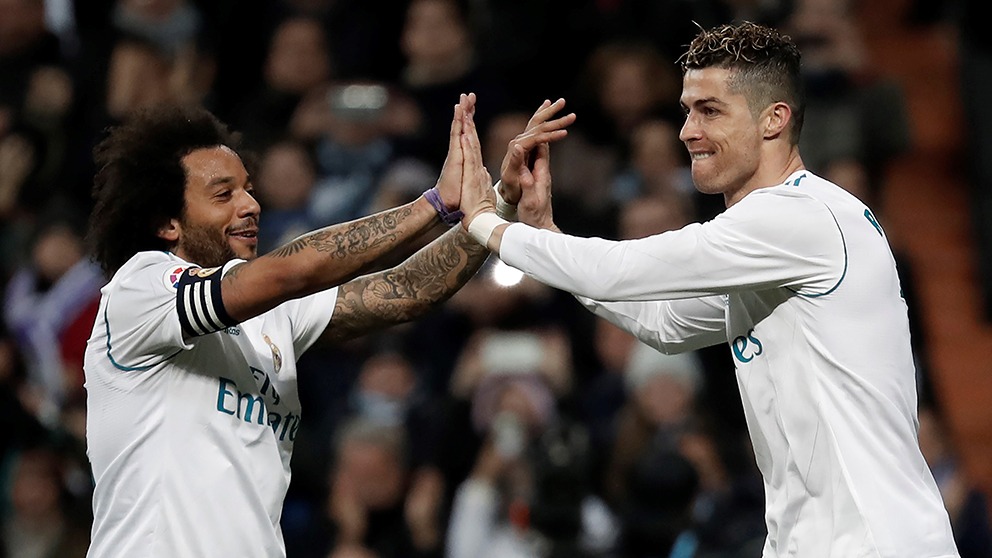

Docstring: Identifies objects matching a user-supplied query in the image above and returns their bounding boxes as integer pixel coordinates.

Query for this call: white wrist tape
[493,180,517,221]
[468,212,509,246]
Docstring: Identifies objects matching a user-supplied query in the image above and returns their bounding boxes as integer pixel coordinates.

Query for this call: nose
[237,188,261,218]
[679,113,701,144]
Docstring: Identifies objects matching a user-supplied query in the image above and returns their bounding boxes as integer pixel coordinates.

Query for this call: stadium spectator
[326,418,444,558]
[255,140,320,253]
[399,0,504,166]
[446,329,618,558]
[4,223,103,426]
[237,16,332,147]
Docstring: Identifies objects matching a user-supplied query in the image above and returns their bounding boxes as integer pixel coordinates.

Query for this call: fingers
[509,120,572,154]
[448,102,463,154]
[526,98,569,130]
[532,142,551,182]
[512,109,576,154]
[461,108,484,170]
[504,143,527,175]
[460,92,477,120]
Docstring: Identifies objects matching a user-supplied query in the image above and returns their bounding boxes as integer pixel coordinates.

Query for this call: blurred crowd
[0,0,989,557]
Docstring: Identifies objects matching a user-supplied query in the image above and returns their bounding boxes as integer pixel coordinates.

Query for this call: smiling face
[161,146,260,267]
[679,67,765,202]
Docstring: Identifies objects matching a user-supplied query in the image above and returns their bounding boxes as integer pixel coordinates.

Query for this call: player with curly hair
[459,22,960,558]
[82,95,573,558]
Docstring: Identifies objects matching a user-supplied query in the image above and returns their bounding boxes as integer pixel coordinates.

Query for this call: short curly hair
[680,22,804,144]
[87,106,240,275]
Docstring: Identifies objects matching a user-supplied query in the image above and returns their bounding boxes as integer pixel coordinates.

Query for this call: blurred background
[1,0,990,556]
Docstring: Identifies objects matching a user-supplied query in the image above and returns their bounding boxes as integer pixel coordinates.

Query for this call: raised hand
[517,141,560,231]
[498,99,575,205]
[435,93,477,211]
[458,99,498,228]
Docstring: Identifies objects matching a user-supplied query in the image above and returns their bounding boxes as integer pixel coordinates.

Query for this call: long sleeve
[576,295,727,354]
[499,187,846,302]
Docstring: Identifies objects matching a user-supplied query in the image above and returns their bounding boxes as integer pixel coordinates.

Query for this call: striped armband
[176,267,237,337]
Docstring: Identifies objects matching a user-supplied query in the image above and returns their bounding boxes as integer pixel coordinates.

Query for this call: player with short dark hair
[679,22,805,145]
[459,23,960,558]
[82,95,573,557]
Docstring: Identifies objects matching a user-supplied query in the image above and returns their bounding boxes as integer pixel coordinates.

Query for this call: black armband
[176,266,237,337]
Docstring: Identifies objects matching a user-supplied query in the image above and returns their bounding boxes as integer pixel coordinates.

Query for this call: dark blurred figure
[0,0,61,110]
[581,43,680,146]
[955,0,992,320]
[255,140,320,253]
[110,0,204,57]
[611,120,694,206]
[604,344,702,502]
[918,406,992,558]
[1,447,90,558]
[446,329,618,558]
[547,42,681,237]
[618,447,700,558]
[0,128,38,276]
[398,0,505,167]
[325,418,445,558]
[0,332,47,460]
[784,0,910,186]
[237,16,332,147]
[104,37,213,121]
[4,223,104,427]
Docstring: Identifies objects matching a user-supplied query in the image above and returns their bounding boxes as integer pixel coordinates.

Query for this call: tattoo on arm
[324,227,489,342]
[268,206,416,260]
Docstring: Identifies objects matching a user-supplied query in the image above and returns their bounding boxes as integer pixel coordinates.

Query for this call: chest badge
[263,333,283,374]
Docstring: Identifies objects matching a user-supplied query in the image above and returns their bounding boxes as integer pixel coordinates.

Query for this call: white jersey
[84,251,338,558]
[498,171,959,558]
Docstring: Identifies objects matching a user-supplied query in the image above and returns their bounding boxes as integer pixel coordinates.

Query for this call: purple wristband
[424,187,464,226]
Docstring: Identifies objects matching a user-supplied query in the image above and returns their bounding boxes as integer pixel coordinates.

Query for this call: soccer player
[82,94,570,557]
[458,23,960,558]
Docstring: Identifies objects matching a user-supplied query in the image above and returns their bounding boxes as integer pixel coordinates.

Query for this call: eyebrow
[207,175,251,188]
[685,97,727,107]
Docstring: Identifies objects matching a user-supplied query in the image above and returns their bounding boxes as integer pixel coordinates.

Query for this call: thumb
[502,144,526,178]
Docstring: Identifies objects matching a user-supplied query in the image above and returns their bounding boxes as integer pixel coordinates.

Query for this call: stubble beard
[177,219,240,268]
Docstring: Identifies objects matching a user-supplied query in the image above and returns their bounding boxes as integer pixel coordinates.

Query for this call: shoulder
[108,251,191,299]
[716,183,844,253]
[721,185,834,229]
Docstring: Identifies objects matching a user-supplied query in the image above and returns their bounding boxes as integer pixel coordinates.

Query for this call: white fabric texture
[498,171,959,558]
[84,251,338,558]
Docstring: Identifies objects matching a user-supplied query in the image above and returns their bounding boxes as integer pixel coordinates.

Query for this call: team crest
[190,267,221,278]
[263,334,283,374]
[165,266,187,289]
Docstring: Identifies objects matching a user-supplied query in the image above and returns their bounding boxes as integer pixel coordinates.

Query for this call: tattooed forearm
[268,206,416,260]
[324,227,489,342]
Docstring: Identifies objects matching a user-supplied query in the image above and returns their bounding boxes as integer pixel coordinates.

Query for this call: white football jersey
[84,251,338,558]
[498,171,959,558]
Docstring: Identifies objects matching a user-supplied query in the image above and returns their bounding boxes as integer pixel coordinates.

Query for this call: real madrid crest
[263,334,283,374]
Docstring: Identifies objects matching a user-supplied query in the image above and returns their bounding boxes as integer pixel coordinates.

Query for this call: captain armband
[176,267,238,337]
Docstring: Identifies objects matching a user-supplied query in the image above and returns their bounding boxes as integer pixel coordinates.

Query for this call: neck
[724,145,804,208]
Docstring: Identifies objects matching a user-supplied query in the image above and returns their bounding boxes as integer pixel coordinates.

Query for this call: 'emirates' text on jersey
[498,171,959,558]
[84,251,337,558]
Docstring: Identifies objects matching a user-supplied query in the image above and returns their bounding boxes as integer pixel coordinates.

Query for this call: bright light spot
[491,259,524,287]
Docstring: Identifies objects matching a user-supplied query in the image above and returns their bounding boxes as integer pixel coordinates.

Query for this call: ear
[157,218,181,243]
[762,102,793,140]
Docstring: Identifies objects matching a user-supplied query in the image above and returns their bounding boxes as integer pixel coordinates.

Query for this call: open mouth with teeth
[691,152,713,161]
